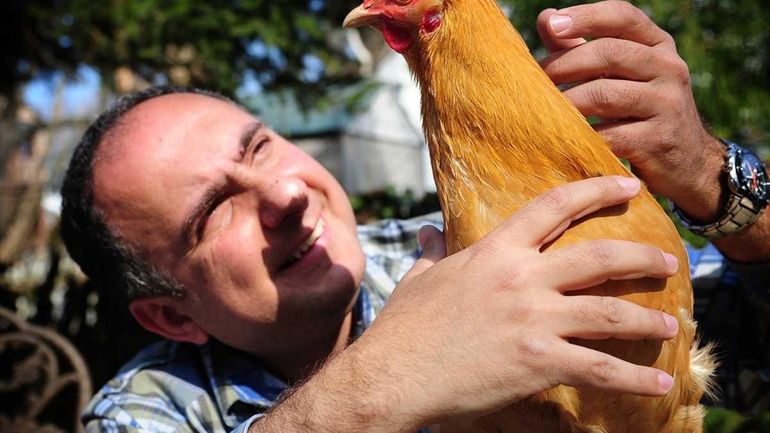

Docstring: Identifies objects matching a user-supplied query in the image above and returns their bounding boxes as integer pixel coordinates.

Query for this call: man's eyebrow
[180,120,264,251]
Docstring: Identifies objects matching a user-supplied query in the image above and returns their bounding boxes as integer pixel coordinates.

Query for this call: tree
[2,0,363,102]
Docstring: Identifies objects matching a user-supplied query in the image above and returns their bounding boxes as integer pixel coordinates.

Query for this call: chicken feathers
[346,0,715,431]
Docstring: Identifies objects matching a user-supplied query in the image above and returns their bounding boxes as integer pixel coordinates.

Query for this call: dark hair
[60,86,233,301]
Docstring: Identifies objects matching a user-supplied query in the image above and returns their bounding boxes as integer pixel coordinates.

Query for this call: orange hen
[344,0,714,432]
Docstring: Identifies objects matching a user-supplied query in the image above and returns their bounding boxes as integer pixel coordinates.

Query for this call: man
[62,2,768,432]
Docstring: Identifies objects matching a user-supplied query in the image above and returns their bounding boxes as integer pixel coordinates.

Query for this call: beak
[343,4,381,28]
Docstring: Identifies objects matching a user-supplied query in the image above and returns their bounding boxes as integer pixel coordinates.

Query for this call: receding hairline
[95,92,243,164]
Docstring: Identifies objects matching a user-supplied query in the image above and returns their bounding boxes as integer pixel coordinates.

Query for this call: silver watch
[671,140,769,239]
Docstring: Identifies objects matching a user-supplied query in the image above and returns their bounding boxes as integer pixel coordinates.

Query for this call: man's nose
[253,176,309,229]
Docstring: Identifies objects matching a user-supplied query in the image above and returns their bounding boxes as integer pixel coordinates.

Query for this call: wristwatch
[671,140,770,239]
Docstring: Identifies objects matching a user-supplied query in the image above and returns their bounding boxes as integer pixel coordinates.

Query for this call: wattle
[381,23,413,53]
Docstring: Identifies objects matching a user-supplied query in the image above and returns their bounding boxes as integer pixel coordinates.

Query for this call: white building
[245,45,435,197]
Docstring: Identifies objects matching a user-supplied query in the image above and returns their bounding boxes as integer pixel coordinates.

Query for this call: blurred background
[0,0,768,432]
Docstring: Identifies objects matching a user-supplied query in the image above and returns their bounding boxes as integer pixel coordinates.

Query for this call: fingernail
[663,313,679,334]
[550,14,572,34]
[614,177,640,193]
[663,252,679,272]
[658,372,674,393]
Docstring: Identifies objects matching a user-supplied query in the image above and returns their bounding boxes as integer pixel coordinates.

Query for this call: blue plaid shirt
[82,214,770,432]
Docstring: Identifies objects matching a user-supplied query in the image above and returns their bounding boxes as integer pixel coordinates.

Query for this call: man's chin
[280,263,361,314]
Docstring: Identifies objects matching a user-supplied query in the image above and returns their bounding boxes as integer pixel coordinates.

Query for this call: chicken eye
[422,10,443,33]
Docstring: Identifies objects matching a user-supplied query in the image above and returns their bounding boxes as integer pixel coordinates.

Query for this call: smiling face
[92,93,365,366]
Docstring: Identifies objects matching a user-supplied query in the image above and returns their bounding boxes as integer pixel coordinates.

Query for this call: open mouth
[282,219,326,269]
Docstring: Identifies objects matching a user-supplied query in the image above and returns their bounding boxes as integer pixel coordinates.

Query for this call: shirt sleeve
[687,242,770,304]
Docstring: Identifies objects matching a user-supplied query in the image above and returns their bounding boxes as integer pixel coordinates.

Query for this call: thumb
[418,225,447,261]
[402,225,447,281]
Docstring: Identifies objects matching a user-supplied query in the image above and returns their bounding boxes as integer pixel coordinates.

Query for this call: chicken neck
[405,0,630,200]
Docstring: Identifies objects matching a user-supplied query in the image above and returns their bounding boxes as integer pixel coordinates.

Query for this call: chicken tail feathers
[690,338,719,402]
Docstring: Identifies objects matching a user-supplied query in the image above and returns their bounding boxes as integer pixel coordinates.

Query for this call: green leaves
[705,407,770,433]
[5,0,362,100]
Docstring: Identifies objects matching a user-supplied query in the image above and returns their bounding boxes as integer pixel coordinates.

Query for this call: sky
[22,39,326,122]
[23,65,102,122]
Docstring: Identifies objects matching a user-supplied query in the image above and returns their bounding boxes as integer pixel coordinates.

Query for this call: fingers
[481,176,640,250]
[538,240,678,292]
[537,8,586,53]
[401,225,447,281]
[541,39,669,85]
[555,342,675,396]
[593,120,656,163]
[543,1,673,48]
[557,295,679,340]
[562,79,659,121]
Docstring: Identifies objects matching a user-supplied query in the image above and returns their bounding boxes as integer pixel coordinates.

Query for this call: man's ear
[129,297,209,345]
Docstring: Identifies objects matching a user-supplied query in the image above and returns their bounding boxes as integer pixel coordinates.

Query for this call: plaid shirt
[82,213,770,432]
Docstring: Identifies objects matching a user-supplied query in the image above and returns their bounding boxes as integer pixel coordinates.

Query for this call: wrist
[667,136,770,262]
[670,135,727,222]
[712,210,770,262]
[257,339,422,433]
[321,342,420,432]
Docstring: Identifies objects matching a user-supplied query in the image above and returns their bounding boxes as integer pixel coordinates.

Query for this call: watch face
[737,151,769,202]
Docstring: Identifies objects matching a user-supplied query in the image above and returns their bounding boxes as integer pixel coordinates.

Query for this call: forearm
[248,342,419,433]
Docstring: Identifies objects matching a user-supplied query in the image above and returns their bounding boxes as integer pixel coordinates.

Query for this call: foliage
[350,188,440,223]
[705,407,770,433]
[2,0,362,101]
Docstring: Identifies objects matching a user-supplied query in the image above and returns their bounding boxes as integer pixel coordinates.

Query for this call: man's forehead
[102,93,244,156]
[94,93,244,191]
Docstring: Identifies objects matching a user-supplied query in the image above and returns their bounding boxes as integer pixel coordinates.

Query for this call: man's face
[92,93,365,358]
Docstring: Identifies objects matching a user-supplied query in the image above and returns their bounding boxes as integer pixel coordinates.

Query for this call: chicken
[343,0,715,432]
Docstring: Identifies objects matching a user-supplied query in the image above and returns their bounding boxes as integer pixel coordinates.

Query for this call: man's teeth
[291,219,325,260]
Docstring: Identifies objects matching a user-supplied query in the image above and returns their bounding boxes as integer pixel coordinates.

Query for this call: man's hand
[300,176,676,432]
[255,177,679,432]
[537,0,725,223]
[537,0,770,262]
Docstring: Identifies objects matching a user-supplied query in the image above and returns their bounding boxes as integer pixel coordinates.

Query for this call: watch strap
[671,195,764,239]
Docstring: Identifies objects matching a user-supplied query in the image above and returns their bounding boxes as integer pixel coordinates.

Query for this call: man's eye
[246,137,269,163]
[202,200,233,239]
